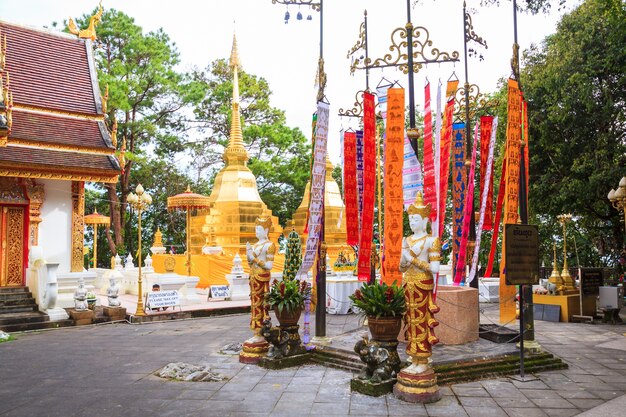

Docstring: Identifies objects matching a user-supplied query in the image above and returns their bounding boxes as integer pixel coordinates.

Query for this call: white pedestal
[478,277,500,302]
[226,273,250,301]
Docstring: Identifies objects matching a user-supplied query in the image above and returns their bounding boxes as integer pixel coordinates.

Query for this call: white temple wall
[38,179,73,274]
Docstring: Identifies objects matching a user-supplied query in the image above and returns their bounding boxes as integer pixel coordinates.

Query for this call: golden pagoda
[290,156,350,262]
[190,33,282,255]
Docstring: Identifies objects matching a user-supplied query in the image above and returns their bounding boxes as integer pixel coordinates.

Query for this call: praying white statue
[107,276,121,307]
[74,278,88,311]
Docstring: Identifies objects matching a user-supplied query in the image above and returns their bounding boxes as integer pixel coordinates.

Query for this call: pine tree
[283,224,302,282]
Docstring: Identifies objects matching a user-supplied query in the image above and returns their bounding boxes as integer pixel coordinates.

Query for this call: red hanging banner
[484,156,506,278]
[343,131,359,246]
[479,116,495,231]
[381,88,405,285]
[451,123,466,274]
[357,92,377,281]
[423,82,437,222]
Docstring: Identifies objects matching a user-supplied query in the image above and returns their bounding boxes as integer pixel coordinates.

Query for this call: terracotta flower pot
[273,306,302,327]
[368,315,402,342]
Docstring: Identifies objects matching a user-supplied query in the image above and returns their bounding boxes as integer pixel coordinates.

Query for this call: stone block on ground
[103,306,127,321]
[436,285,479,344]
[258,352,311,370]
[351,377,395,396]
[68,309,94,325]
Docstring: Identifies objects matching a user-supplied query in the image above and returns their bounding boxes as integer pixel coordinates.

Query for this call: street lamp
[608,177,626,235]
[127,184,152,316]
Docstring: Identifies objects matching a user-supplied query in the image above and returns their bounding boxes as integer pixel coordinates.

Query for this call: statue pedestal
[436,285,479,345]
[68,309,94,325]
[352,378,396,397]
[103,306,127,321]
[394,366,442,404]
[239,340,269,364]
[226,273,250,301]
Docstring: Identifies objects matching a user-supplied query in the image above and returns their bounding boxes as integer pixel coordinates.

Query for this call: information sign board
[147,290,180,309]
[579,268,603,296]
[210,285,230,300]
[505,224,540,285]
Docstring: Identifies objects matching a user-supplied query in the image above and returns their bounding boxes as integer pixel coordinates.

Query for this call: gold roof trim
[12,104,105,122]
[0,167,118,183]
[68,1,103,41]
[7,139,115,155]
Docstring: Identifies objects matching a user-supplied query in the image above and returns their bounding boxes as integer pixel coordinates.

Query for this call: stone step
[310,354,362,373]
[0,304,39,314]
[1,319,74,333]
[0,297,36,307]
[0,291,32,301]
[0,311,49,327]
[0,286,29,294]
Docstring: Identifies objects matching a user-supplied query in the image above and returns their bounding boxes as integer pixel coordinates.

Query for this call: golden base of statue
[393,360,442,404]
[239,337,269,364]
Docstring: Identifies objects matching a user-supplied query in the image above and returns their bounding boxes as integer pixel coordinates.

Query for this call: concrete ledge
[577,394,626,416]
[258,353,311,370]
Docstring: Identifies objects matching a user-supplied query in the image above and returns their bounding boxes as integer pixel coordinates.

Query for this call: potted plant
[350,282,406,341]
[265,279,311,327]
[86,292,97,310]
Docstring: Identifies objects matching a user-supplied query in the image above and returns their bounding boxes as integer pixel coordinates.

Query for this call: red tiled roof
[0,146,119,172]
[1,21,99,115]
[9,109,112,150]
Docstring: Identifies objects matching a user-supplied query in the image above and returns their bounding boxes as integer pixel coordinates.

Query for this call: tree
[192,59,311,225]
[74,8,205,256]
[523,0,626,267]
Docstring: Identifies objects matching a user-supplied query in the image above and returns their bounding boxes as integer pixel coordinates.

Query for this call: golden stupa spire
[223,31,249,166]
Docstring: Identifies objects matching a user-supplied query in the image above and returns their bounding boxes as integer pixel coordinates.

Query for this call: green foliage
[349,282,406,319]
[282,227,302,282]
[522,0,626,268]
[265,279,311,314]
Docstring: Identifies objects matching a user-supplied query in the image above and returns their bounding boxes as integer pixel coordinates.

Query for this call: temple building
[290,156,350,263]
[0,20,119,318]
[190,34,282,255]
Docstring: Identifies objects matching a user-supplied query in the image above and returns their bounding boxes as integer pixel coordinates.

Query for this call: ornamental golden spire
[223,32,249,166]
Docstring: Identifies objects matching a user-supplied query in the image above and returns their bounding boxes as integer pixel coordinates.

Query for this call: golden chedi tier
[290,156,350,264]
[190,33,282,256]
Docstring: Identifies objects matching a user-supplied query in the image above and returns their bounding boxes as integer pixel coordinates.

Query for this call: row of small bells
[284,9,313,23]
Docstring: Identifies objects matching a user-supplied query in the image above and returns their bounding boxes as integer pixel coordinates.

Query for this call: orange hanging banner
[438,80,459,239]
[343,131,359,246]
[500,78,522,324]
[381,88,405,285]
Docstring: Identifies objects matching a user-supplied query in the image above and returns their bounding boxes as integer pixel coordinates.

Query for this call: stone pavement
[1,309,626,416]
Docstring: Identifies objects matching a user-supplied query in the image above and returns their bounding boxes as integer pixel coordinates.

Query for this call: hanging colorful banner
[438,80,459,238]
[403,136,423,209]
[423,82,437,222]
[356,130,364,218]
[357,92,377,281]
[523,97,529,205]
[343,131,359,246]
[500,78,522,323]
[297,102,329,280]
[433,81,443,236]
[453,123,478,285]
[484,156,506,278]
[451,122,466,274]
[479,116,495,231]
[303,113,317,235]
[468,116,499,284]
[381,88,405,285]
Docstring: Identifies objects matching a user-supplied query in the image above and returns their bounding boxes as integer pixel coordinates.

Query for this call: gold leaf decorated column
[167,186,211,277]
[84,209,110,269]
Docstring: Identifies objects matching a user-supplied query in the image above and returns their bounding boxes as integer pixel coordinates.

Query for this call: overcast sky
[1,0,575,164]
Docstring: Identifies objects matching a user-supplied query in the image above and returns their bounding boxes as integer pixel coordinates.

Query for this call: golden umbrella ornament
[167,186,211,277]
[84,209,110,269]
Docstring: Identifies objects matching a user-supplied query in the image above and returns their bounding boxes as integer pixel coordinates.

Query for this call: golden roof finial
[223,30,249,167]
[153,227,164,247]
[68,1,104,41]
[101,84,109,113]
[110,118,117,148]
[0,32,6,71]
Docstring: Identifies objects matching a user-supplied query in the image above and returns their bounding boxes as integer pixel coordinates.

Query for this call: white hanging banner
[433,80,443,237]
[402,136,423,210]
[297,101,330,279]
[468,116,499,284]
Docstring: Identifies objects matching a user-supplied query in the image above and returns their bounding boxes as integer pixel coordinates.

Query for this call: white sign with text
[210,285,230,300]
[147,290,180,308]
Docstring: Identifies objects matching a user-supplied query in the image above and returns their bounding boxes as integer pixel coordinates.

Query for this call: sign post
[505,224,540,379]
[573,268,602,323]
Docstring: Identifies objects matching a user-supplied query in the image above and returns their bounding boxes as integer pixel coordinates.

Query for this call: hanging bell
[297,11,303,20]
[284,10,290,23]
[307,14,312,21]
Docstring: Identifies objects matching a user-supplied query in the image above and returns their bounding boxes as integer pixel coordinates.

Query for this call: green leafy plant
[349,282,406,319]
[265,279,311,314]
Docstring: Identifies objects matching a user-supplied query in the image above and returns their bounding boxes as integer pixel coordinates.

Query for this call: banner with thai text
[381,88,405,285]
[303,113,317,235]
[357,92,377,281]
[468,116,498,284]
[451,122,466,274]
[343,131,359,246]
[403,136,423,209]
[484,156,506,278]
[438,79,459,238]
[423,82,437,222]
[433,81,443,236]
[356,130,364,218]
[479,116,495,231]
[453,123,477,285]
[523,97,529,206]
[297,102,329,280]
